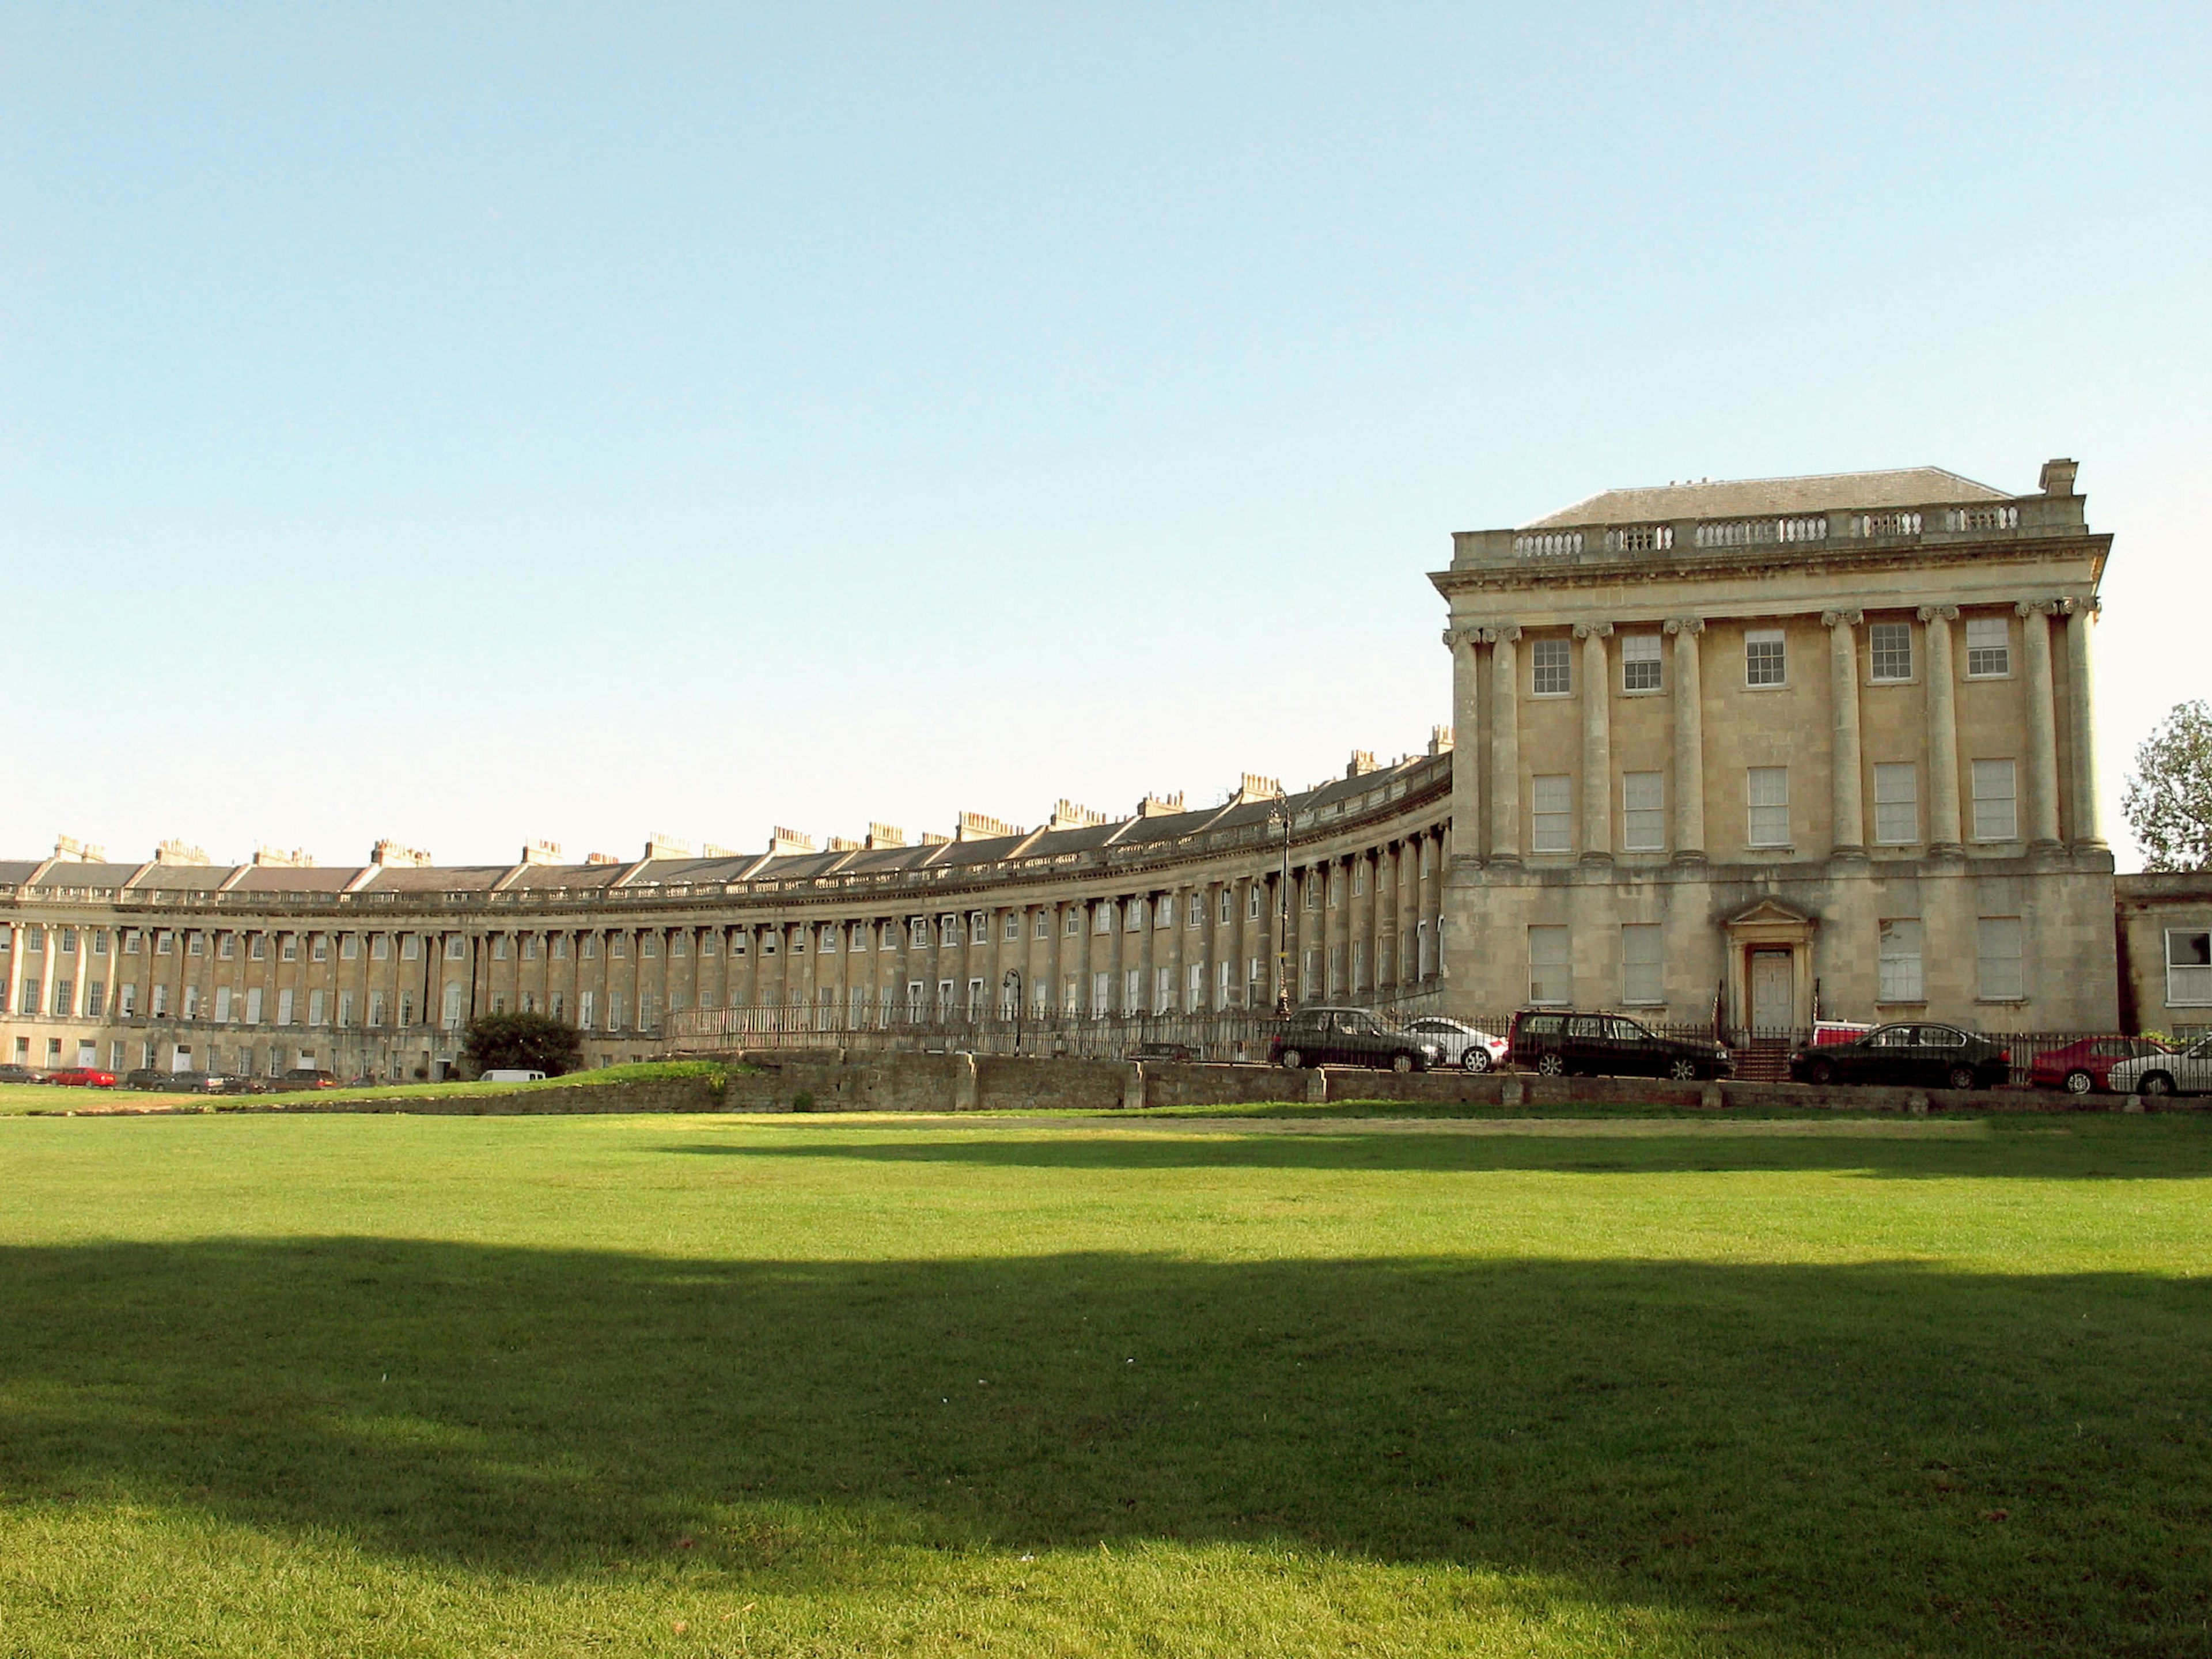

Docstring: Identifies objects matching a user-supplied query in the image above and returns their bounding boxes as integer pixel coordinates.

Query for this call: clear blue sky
[5,4,2206,868]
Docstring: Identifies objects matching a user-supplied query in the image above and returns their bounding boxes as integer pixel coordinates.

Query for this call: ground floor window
[1620,923,1662,1005]
[2168,930,2212,1006]
[1877,919,1925,1002]
[1978,917,2024,1001]
[1528,926,1570,1005]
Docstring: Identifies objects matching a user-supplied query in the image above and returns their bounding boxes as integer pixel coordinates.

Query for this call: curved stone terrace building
[6,456,2172,1082]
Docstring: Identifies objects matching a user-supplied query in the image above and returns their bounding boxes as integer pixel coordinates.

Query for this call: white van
[480,1068,548,1084]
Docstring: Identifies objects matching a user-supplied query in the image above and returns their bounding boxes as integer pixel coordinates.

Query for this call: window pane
[1528,925,1570,1003]
[1531,775,1572,853]
[1965,616,2010,676]
[1621,923,1662,1003]
[1868,622,1912,681]
[1971,759,2018,840]
[1978,916,2024,1001]
[1747,767,1789,846]
[1873,763,1918,844]
[1877,919,1925,1002]
[1622,771,1665,851]
[1745,630,1786,686]
[1621,634,1662,691]
[1531,638,1571,696]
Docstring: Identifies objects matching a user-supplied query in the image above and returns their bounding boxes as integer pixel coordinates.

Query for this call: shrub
[460,1012,584,1078]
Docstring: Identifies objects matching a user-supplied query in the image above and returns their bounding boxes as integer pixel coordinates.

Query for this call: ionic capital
[1480,624,1522,645]
[1663,616,1705,637]
[1571,622,1614,639]
[1820,608,1864,629]
[1442,624,1486,651]
[2016,599,2063,618]
[1916,604,1960,623]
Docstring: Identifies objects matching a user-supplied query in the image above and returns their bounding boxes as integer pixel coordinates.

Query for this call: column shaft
[1448,632,1482,862]
[1826,611,1865,855]
[2020,602,2063,846]
[1489,630,1521,862]
[1579,625,1612,860]
[1668,620,1706,858]
[2066,601,2104,847]
[1922,607,1963,850]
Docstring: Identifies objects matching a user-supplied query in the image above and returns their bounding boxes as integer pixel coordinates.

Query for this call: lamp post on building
[1268,805,1293,1017]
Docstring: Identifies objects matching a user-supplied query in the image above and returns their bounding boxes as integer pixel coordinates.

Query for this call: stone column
[2018,600,2064,848]
[1919,605,1963,852]
[1421,832,1443,979]
[1823,609,1866,856]
[1576,623,1613,862]
[1487,626,1522,864]
[1363,851,1382,997]
[2066,597,2105,849]
[1445,627,1483,863]
[1665,618,1706,859]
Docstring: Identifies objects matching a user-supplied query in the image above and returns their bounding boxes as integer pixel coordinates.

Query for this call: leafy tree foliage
[2124,699,2212,870]
[461,1010,582,1077]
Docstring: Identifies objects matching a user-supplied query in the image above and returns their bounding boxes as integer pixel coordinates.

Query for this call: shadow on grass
[657,1115,2212,1180]
[2,1240,2208,1653]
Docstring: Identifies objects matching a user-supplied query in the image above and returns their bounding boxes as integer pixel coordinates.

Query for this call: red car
[47,1068,119,1088]
[2031,1036,2172,1096]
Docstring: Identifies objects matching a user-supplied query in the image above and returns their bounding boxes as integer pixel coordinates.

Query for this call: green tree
[460,1010,583,1078]
[2124,699,2212,870]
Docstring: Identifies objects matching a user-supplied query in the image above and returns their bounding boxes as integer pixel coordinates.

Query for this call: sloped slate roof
[1525,467,2011,529]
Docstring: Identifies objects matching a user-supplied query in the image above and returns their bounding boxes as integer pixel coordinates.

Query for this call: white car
[1402,1016,1509,1073]
[2107,1036,2212,1099]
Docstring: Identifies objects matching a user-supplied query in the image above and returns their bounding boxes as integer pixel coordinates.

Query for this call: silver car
[1402,1016,1509,1073]
[2108,1035,2212,1099]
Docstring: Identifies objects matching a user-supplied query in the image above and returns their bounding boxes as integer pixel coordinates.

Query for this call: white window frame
[1877,919,1925,1003]
[1867,621,1913,683]
[1528,925,1571,1006]
[1620,633,1662,693]
[1964,615,2011,679]
[1977,916,2025,1002]
[1622,771,1664,853]
[1620,923,1663,1006]
[1971,759,2018,842]
[1529,638,1572,698]
[1746,766,1790,848]
[1744,628,1787,688]
[1873,763,1919,846]
[1531,774,1573,854]
[2167,930,2212,1006]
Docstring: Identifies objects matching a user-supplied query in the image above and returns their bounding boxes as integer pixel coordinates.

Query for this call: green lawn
[0,1059,728,1115]
[1,1112,2207,1656]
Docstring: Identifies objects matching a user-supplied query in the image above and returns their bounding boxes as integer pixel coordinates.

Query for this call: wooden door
[1749,951,1792,1034]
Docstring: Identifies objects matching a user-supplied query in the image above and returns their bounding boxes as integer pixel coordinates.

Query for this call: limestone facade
[1432,459,2117,1033]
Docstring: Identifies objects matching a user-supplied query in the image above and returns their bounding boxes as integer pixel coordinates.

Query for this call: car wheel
[1807,1059,1834,1087]
[2064,1070,2095,1096]
[1947,1065,1978,1092]
[2142,1071,2175,1098]
[1392,1052,1414,1074]
[1534,1053,1567,1077]
[1667,1058,1699,1082]
[1279,1049,1304,1072]
[1462,1049,1492,1074]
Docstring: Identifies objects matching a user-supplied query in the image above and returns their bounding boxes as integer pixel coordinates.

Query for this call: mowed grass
[1,1113,2208,1657]
[0,1060,730,1116]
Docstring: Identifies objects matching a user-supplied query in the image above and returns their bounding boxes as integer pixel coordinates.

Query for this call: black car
[1507,1010,1733,1081]
[121,1068,171,1090]
[1268,1007,1439,1072]
[1787,1022,2012,1091]
[1128,1041,1200,1063]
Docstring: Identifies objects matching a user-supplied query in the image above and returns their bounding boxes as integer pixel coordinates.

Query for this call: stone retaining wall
[65,1054,2181,1118]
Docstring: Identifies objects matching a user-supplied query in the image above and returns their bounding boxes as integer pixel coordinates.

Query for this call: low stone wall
[59,1053,2178,1118]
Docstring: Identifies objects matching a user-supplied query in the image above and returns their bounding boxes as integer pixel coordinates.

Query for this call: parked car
[161,1071,229,1094]
[1269,1007,1440,1072]
[1126,1043,1198,1065]
[46,1067,119,1088]
[1507,1010,1732,1081]
[121,1069,171,1090]
[214,1075,270,1096]
[274,1069,341,1091]
[2107,1035,2212,1099]
[1787,1023,2012,1090]
[2031,1035,2173,1096]
[0,1063,44,1085]
[1402,1016,1508,1073]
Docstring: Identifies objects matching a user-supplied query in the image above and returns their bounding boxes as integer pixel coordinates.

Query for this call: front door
[1749,951,1792,1035]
